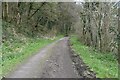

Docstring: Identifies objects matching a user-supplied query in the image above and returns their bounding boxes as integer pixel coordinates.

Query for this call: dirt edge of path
[68,38,96,78]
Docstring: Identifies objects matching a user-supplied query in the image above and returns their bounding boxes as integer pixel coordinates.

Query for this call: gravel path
[6,37,80,78]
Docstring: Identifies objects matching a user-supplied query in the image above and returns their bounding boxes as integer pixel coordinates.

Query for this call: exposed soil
[4,37,96,78]
[68,39,96,78]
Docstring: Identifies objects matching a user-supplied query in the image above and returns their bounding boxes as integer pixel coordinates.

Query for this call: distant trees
[57,3,77,35]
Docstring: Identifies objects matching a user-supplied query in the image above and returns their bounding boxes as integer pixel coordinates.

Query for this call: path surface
[6,37,80,78]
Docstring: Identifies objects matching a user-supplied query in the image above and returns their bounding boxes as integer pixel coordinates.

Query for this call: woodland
[1,2,119,78]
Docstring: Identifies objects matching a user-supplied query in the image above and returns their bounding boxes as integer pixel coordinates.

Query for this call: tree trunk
[117,7,120,78]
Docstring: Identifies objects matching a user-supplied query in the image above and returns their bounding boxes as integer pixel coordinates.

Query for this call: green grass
[2,36,62,77]
[70,36,118,78]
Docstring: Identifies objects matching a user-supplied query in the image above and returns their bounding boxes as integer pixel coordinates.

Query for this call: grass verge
[70,36,118,78]
[2,36,62,77]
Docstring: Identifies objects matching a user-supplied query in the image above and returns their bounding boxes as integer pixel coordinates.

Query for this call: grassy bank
[70,36,118,78]
[2,36,62,77]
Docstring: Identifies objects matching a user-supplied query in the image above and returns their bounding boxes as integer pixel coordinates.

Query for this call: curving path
[6,37,80,78]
